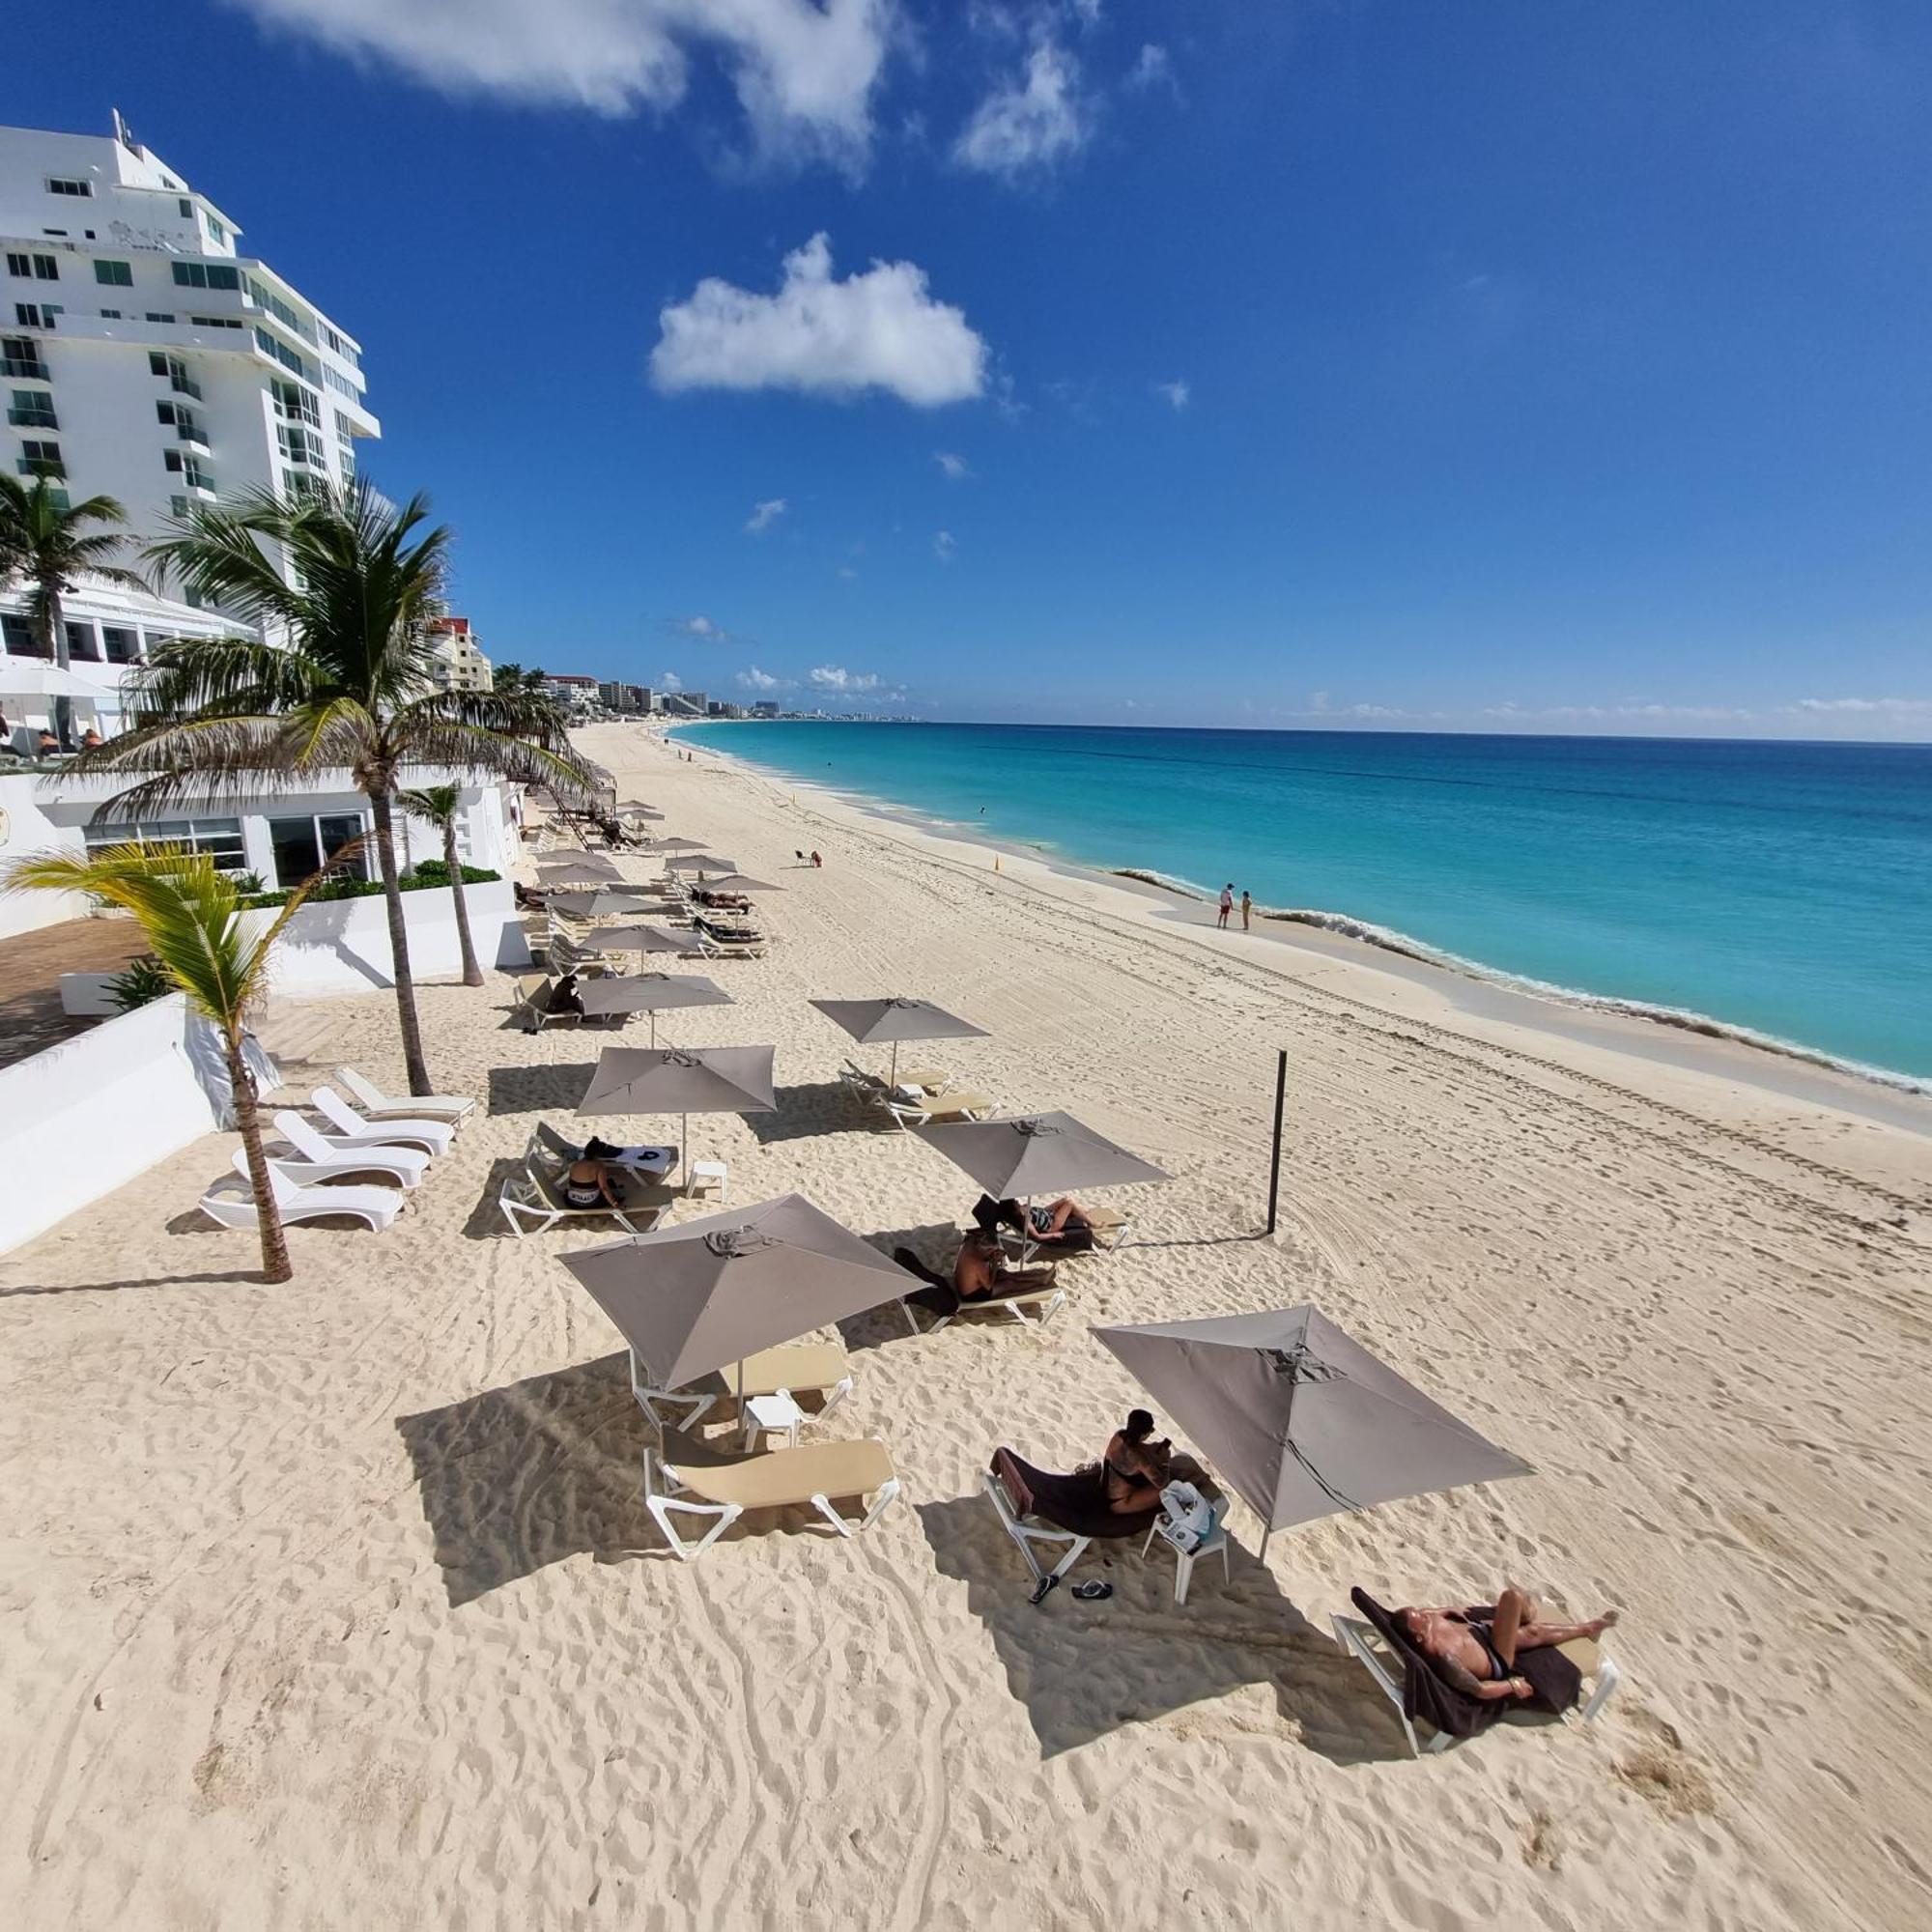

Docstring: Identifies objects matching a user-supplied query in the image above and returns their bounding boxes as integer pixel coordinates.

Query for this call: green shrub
[237,866,499,911]
[105,953,174,1013]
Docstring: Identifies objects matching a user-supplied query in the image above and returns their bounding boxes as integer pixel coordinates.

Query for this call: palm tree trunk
[443,819,483,986]
[225,1020,292,1283]
[369,788,433,1094]
[39,583,72,749]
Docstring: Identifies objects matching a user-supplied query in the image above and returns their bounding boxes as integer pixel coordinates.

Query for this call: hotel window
[47,178,94,197]
[179,197,193,217]
[86,817,246,872]
[14,303,60,327]
[172,262,240,291]
[1,613,43,655]
[144,312,176,325]
[94,259,132,286]
[169,494,189,517]
[207,215,226,244]
[99,308,122,319]
[268,812,369,890]
[8,389,56,428]
[64,621,100,662]
[101,624,142,664]
[17,439,64,477]
[189,314,242,328]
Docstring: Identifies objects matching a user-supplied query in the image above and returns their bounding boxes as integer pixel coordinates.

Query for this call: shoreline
[672,724,1932,1133]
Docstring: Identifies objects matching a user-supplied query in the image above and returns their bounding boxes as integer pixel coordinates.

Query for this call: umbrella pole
[1259,1525,1272,1563]
[650,1011,658,1048]
[737,1356,749,1448]
[890,1040,899,1090]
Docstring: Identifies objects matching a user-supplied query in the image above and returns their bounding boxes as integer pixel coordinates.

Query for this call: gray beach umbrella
[642,837,709,853]
[537,854,623,886]
[545,889,660,920]
[578,1043,777,1171]
[559,1192,920,1400]
[596,923,705,958]
[690,872,781,895]
[666,853,740,875]
[917,1111,1168,1201]
[1093,1306,1533,1558]
[811,996,991,1088]
[577,972,734,1044]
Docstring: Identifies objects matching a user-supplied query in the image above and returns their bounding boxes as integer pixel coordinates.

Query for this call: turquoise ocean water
[678,722,1932,1088]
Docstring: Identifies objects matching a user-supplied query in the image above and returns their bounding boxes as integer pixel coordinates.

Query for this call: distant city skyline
[12,4,1931,741]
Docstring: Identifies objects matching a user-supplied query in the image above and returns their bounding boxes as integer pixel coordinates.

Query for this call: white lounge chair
[497,1125,666,1236]
[337,1066,475,1125]
[628,1341,854,1435]
[271,1110,427,1188]
[881,1087,996,1132]
[1329,1600,1625,1758]
[199,1151,404,1233]
[309,1087,454,1157]
[644,1437,900,1562]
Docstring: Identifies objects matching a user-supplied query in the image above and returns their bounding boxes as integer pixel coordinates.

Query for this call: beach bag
[1156,1481,1219,1554]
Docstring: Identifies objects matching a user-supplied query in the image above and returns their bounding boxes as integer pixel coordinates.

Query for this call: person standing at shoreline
[1240,890,1253,931]
[1217,883,1234,929]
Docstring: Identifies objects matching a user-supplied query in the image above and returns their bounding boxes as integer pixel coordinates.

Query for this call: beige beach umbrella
[558,1193,920,1424]
[578,1043,776,1174]
[1093,1306,1532,1558]
[810,996,990,1089]
[577,972,734,1045]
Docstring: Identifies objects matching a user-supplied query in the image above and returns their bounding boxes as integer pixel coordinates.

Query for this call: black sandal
[1029,1574,1060,1607]
[1071,1580,1113,1602]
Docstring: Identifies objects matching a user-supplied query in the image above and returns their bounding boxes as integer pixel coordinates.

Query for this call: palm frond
[121,633,327,722]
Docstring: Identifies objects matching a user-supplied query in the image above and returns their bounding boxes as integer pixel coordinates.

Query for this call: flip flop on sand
[1029,1574,1060,1607]
[1071,1580,1113,1602]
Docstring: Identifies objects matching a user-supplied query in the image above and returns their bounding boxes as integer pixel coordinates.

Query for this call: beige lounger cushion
[734,1342,848,1397]
[666,1438,895,1510]
[900,1090,992,1120]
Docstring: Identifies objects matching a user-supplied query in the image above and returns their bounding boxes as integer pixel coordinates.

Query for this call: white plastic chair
[199,1152,404,1233]
[271,1110,427,1189]
[309,1087,454,1157]
[1142,1516,1232,1605]
[336,1066,475,1125]
[644,1438,900,1563]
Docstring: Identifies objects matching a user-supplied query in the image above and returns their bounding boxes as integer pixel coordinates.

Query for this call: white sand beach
[3,721,1929,1931]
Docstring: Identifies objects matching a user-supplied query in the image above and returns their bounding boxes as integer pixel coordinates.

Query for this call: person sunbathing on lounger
[561,1156,622,1212]
[1397,1590,1619,1700]
[952,1229,1057,1301]
[998,1197,1093,1245]
[1102,1408,1173,1515]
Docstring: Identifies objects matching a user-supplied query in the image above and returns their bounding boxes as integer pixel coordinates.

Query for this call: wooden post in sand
[1265,1048,1287,1235]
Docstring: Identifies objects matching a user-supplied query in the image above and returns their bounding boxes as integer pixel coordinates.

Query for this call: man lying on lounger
[1397,1590,1619,1700]
[953,1229,1058,1301]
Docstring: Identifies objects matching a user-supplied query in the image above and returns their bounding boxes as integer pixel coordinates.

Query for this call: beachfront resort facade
[0,113,379,563]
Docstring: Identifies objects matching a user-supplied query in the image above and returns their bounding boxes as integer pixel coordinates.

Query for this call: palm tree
[400,782,484,986]
[0,841,354,1284]
[73,478,592,1095]
[493,661,548,694]
[0,474,148,744]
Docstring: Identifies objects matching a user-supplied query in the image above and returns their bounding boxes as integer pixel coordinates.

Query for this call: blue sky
[14,2,1932,737]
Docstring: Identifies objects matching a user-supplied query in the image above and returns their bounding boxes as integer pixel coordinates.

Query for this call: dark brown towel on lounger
[990,1448,1161,1542]
[1351,1588,1582,1743]
[894,1247,1056,1321]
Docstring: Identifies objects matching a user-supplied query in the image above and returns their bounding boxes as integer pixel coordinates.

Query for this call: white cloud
[1153,378,1190,411]
[736,665,790,691]
[952,42,1089,180]
[934,450,974,480]
[837,563,860,580]
[810,664,882,692]
[652,233,987,407]
[933,529,956,561]
[1126,43,1174,93]
[1792,696,1932,716]
[745,497,788,533]
[230,0,895,169]
[670,613,732,640]
[659,669,684,692]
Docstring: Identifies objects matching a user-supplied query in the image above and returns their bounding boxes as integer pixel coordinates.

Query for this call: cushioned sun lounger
[628,1341,855,1434]
[892,1246,1065,1331]
[645,1437,900,1561]
[982,1447,1160,1588]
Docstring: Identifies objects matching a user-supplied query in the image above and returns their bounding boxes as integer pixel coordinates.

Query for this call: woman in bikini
[1397,1589,1619,1700]
[1101,1409,1173,1515]
[561,1155,621,1213]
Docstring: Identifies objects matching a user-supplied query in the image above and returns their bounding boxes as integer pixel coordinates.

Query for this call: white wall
[0,771,88,935]
[245,875,529,994]
[0,993,226,1255]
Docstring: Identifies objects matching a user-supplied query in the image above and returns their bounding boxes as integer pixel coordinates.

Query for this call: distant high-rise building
[425,616,492,694]
[538,672,600,713]
[0,113,380,568]
[751,700,781,719]
[597,680,649,712]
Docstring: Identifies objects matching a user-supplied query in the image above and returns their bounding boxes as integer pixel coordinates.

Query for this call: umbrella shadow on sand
[741,1081,872,1145]
[396,1351,655,1607]
[916,1492,1416,1763]
[486,1062,600,1115]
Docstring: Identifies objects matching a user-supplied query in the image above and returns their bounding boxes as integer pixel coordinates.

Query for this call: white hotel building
[0,112,379,589]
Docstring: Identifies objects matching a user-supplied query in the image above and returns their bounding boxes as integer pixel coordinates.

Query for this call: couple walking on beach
[1217,885,1252,932]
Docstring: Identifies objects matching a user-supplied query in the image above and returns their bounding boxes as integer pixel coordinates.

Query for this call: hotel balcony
[1,353,50,381]
[6,404,57,429]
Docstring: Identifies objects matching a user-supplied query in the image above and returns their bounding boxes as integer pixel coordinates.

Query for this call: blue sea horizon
[679,721,1932,1088]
